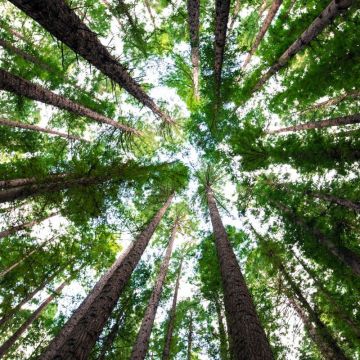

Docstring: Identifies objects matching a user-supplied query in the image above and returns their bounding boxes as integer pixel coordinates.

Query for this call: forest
[0,0,359,359]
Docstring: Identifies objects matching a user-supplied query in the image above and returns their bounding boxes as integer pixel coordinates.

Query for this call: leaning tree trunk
[9,0,173,124]
[253,0,354,92]
[242,0,283,69]
[0,173,69,190]
[267,113,360,134]
[308,191,360,213]
[131,219,179,360]
[162,259,183,360]
[187,312,193,360]
[0,69,138,134]
[0,212,57,240]
[206,185,273,359]
[0,280,67,358]
[187,0,200,100]
[227,0,241,35]
[214,298,229,360]
[0,117,86,142]
[40,194,174,360]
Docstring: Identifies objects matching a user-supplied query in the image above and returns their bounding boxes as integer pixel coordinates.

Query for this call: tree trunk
[131,219,178,360]
[228,0,242,35]
[276,202,360,277]
[0,173,69,190]
[0,212,57,240]
[162,259,183,360]
[206,185,273,359]
[187,0,200,100]
[0,69,138,134]
[9,0,173,124]
[40,194,174,360]
[0,117,86,142]
[309,191,360,213]
[214,298,228,360]
[267,113,360,134]
[243,0,283,69]
[187,312,193,360]
[0,280,67,358]
[143,0,156,28]
[253,0,354,92]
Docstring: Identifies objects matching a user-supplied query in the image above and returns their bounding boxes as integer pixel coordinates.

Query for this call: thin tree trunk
[227,0,241,35]
[276,202,360,277]
[267,113,360,134]
[0,117,87,142]
[214,298,228,360]
[0,69,138,134]
[187,0,200,100]
[0,212,57,240]
[253,0,354,92]
[162,259,183,360]
[131,219,178,360]
[9,0,173,124]
[0,281,67,358]
[143,0,156,28]
[309,191,360,213]
[206,185,273,359]
[187,312,193,360]
[242,0,282,69]
[280,0,296,20]
[40,194,174,360]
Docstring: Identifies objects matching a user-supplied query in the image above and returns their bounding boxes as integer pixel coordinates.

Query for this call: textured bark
[0,281,67,358]
[267,113,360,134]
[0,212,57,240]
[162,260,183,360]
[279,265,348,360]
[0,117,86,142]
[9,0,173,124]
[243,0,283,69]
[253,0,354,92]
[277,202,360,277]
[215,298,228,360]
[40,194,174,360]
[206,185,273,359]
[214,0,231,95]
[187,0,200,100]
[0,69,138,134]
[131,220,178,360]
[310,191,360,213]
[187,312,193,360]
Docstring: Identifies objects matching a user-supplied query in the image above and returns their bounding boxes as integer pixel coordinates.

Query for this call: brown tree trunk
[0,117,87,142]
[187,0,200,100]
[40,194,174,360]
[187,312,193,360]
[162,259,183,360]
[9,0,173,124]
[131,219,178,360]
[228,0,242,35]
[267,113,360,134]
[0,69,138,134]
[0,212,57,240]
[0,173,69,190]
[214,298,228,360]
[243,0,283,69]
[253,0,354,92]
[0,281,67,358]
[206,185,273,359]
[309,191,360,213]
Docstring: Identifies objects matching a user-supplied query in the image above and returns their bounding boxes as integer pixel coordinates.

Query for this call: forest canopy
[0,0,359,359]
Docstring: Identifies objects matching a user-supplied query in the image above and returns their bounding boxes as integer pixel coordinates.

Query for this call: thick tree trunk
[40,194,174,360]
[0,69,138,134]
[0,212,57,240]
[0,173,69,190]
[243,0,283,69]
[131,220,178,360]
[187,0,200,100]
[253,0,354,92]
[0,117,86,142]
[214,298,228,360]
[162,259,183,360]
[267,113,360,134]
[206,185,273,359]
[9,0,173,124]
[187,312,193,360]
[0,281,67,358]
[276,202,360,277]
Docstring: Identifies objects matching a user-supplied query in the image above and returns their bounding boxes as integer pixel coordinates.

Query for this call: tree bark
[131,219,178,360]
[242,0,283,69]
[0,212,57,240]
[0,69,138,134]
[162,259,183,360]
[309,191,360,213]
[9,0,173,124]
[253,0,354,92]
[0,173,69,190]
[187,312,193,360]
[40,194,174,360]
[267,113,360,134]
[0,280,67,358]
[187,0,200,100]
[206,185,273,359]
[0,117,87,142]
[228,0,242,35]
[214,298,228,360]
